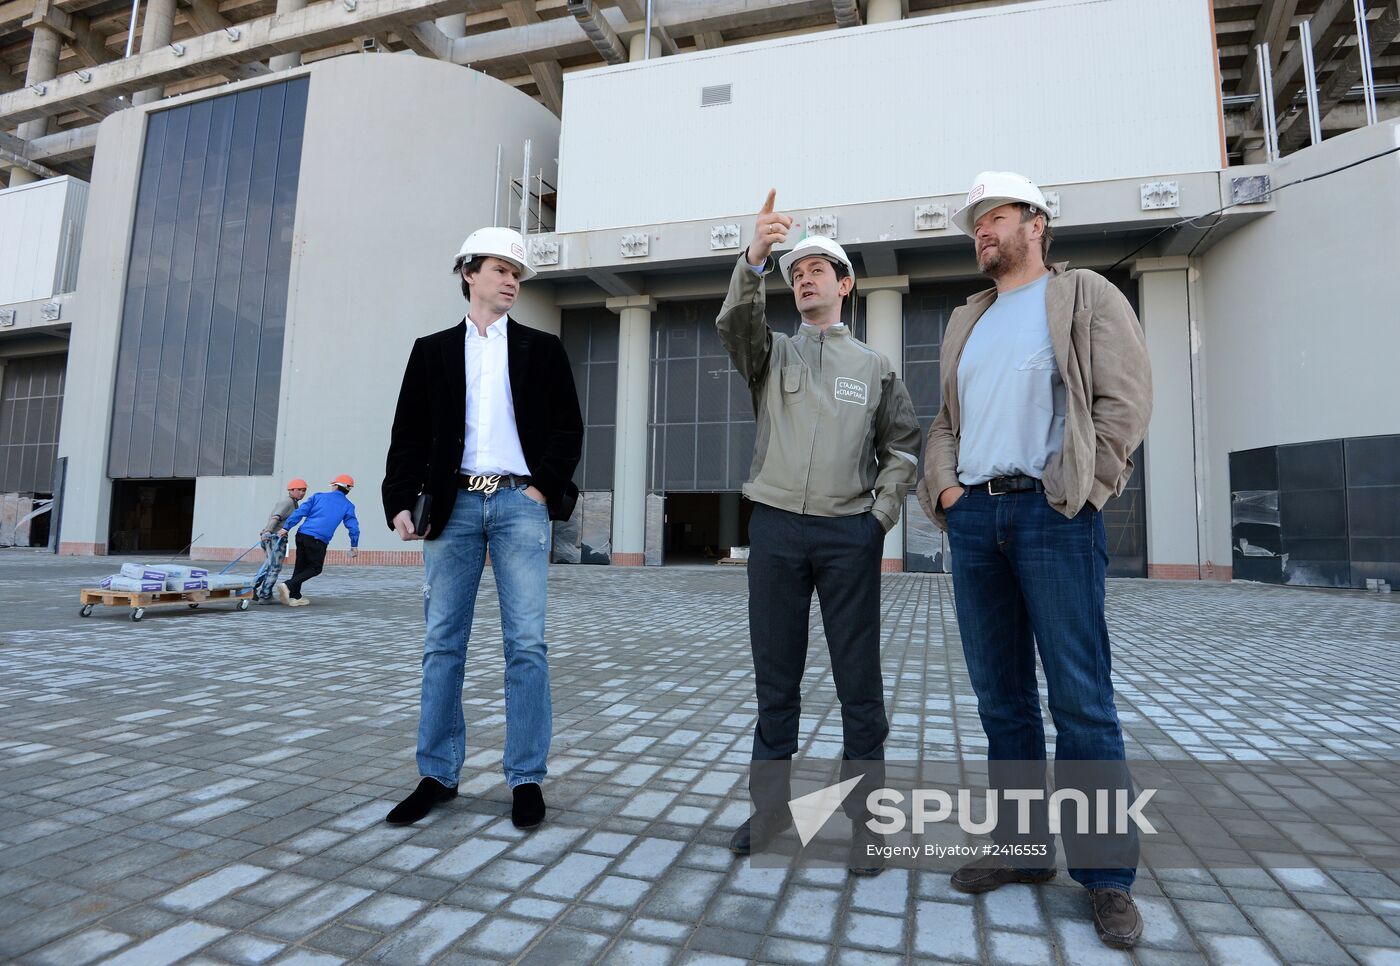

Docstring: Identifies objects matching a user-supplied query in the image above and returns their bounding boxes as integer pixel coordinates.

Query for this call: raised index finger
[760,189,776,214]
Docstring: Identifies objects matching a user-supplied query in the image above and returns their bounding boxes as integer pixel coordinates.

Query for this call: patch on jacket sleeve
[834,377,869,406]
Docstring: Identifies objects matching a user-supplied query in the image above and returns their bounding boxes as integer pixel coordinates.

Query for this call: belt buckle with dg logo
[465,474,502,495]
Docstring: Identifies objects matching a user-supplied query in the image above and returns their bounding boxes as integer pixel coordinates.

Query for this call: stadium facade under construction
[1,0,1397,590]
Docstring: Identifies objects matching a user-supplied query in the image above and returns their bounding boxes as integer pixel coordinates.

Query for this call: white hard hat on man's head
[454,226,535,281]
[778,234,856,287]
[951,171,1051,237]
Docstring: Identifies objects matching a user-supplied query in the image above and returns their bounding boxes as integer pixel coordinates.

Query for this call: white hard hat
[951,171,1051,237]
[454,226,535,281]
[778,234,856,286]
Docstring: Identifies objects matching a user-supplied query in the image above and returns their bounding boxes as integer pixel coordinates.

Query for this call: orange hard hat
[331,474,355,489]
[286,478,308,490]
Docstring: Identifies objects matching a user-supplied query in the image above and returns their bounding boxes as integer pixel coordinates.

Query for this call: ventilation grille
[701,84,732,107]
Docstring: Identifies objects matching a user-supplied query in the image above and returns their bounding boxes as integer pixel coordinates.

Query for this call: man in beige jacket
[916,172,1152,949]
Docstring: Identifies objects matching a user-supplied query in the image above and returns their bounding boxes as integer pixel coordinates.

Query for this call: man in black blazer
[381,226,582,831]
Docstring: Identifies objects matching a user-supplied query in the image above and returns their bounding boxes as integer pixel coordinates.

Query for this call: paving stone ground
[1,548,1398,965]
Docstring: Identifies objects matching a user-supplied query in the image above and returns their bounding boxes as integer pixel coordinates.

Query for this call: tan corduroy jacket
[916,263,1152,531]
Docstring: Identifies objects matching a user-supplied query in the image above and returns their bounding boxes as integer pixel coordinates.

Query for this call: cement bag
[120,564,168,581]
[100,575,165,592]
[205,575,251,591]
[149,564,210,579]
[165,577,209,592]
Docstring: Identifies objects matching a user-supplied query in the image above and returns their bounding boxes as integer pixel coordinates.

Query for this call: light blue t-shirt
[955,273,1065,485]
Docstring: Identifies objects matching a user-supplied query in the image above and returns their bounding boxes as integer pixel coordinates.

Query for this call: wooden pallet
[79,585,254,621]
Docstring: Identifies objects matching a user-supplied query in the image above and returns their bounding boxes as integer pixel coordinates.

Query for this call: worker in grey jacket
[253,477,306,602]
[719,190,921,876]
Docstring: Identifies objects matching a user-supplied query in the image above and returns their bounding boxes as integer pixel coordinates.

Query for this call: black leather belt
[984,474,1043,495]
[458,473,531,494]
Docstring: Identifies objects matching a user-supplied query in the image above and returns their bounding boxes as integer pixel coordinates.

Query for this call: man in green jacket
[720,190,922,876]
[917,171,1152,949]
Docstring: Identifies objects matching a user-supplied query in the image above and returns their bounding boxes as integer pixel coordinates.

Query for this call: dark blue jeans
[945,486,1137,892]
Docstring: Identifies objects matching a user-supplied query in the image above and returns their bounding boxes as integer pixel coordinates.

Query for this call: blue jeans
[417,485,552,789]
[946,486,1138,892]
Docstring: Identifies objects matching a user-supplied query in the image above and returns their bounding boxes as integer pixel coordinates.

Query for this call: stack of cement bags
[95,563,251,593]
[97,563,209,592]
[98,565,166,593]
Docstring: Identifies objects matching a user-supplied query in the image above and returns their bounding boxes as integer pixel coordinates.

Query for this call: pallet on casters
[78,586,254,621]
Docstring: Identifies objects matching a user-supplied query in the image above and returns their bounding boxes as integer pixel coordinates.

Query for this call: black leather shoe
[728,810,793,856]
[385,777,457,826]
[847,821,887,877]
[511,782,546,830]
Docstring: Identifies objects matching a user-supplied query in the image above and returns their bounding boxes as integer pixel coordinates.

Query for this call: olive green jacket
[716,256,922,530]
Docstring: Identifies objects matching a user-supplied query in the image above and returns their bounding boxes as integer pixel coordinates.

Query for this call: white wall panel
[556,0,1224,232]
[0,177,89,305]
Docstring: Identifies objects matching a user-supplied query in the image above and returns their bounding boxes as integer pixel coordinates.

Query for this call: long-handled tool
[219,542,261,575]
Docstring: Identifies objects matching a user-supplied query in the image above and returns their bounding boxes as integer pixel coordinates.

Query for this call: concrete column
[8,23,62,187]
[630,30,655,63]
[436,13,466,38]
[1132,256,1208,579]
[132,0,176,105]
[861,275,909,572]
[718,491,741,553]
[866,0,904,24]
[606,295,656,565]
[269,0,309,71]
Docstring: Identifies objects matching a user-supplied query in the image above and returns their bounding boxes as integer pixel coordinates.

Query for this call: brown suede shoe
[1090,888,1144,948]
[950,859,1056,894]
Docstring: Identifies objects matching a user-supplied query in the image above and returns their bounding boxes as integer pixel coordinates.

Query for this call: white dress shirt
[460,314,530,475]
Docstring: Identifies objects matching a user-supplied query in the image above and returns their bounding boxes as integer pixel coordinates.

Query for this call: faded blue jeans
[253,533,287,601]
[417,484,552,789]
[945,485,1138,892]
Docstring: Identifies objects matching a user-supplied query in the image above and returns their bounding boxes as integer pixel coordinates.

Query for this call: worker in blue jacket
[277,474,361,607]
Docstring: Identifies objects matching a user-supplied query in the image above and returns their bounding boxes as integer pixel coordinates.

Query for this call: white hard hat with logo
[454,226,535,281]
[778,234,856,286]
[951,171,1051,237]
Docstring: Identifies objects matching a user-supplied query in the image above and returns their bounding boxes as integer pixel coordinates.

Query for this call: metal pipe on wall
[125,0,140,57]
[493,144,502,227]
[1353,0,1380,126]
[1300,19,1323,146]
[645,0,652,60]
[520,139,531,236]
[1256,43,1280,162]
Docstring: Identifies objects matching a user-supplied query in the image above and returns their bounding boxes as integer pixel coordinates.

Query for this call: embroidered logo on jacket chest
[834,377,869,406]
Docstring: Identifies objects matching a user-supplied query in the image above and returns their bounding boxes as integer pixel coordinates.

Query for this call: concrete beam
[1,0,110,32]
[1233,0,1351,151]
[22,0,73,38]
[68,12,117,66]
[503,0,561,112]
[392,18,451,58]
[25,119,97,161]
[0,130,58,176]
[456,0,820,71]
[0,0,478,125]
[183,0,230,33]
[1238,0,1300,97]
[529,57,562,113]
[1279,0,1400,153]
